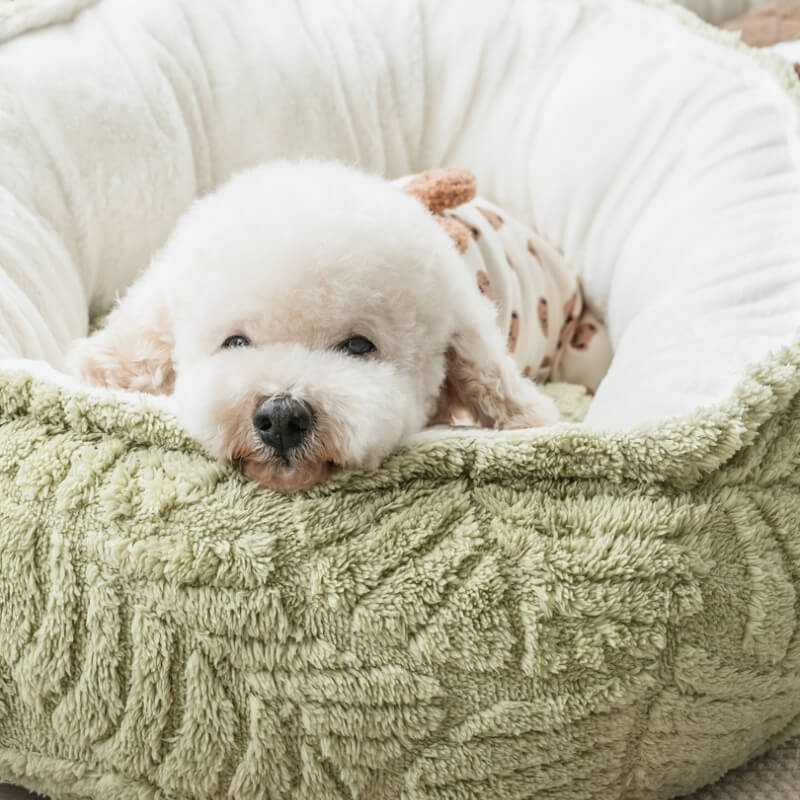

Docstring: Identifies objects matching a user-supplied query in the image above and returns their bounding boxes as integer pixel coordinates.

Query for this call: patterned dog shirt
[401,168,613,394]
[444,199,612,393]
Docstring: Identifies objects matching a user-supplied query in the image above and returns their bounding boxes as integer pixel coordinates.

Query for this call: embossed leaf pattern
[2,344,800,800]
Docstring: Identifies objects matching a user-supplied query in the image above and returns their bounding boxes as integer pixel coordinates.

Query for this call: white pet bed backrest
[0,0,799,429]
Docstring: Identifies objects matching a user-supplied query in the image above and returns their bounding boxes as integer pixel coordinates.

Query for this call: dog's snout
[253,396,313,455]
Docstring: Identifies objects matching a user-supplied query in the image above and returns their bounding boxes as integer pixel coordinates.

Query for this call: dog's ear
[68,276,175,395]
[434,298,559,429]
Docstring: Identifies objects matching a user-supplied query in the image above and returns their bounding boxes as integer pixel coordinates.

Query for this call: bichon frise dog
[69,160,594,492]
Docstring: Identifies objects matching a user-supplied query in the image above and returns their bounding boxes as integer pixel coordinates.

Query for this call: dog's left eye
[337,335,376,356]
[221,334,252,349]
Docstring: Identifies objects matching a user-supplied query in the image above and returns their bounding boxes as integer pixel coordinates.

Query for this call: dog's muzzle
[252,395,314,457]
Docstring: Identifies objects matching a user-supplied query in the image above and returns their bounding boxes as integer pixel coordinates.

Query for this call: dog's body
[411,182,612,394]
[70,161,609,491]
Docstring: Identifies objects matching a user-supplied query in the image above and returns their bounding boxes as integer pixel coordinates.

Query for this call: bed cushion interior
[0,0,798,430]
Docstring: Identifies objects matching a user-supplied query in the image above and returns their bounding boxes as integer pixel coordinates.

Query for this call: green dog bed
[2,1,800,799]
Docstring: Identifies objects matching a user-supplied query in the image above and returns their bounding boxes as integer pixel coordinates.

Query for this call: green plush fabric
[1,342,800,800]
[2,2,800,798]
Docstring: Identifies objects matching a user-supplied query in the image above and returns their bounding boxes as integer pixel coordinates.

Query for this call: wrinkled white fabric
[0,0,798,429]
[0,0,97,44]
[772,39,800,62]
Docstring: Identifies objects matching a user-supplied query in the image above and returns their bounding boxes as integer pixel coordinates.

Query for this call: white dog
[69,160,560,492]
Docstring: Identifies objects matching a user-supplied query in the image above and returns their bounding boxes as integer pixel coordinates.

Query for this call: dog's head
[74,161,557,491]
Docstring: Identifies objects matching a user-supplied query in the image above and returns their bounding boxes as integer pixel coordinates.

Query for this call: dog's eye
[337,335,376,356]
[221,334,252,349]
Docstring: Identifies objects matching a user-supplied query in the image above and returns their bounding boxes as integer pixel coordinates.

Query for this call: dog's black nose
[253,396,313,455]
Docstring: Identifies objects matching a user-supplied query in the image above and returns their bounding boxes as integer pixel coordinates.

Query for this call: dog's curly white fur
[69,161,558,492]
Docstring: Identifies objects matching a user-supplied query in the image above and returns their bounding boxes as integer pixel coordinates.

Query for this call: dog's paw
[66,336,108,386]
[66,334,174,394]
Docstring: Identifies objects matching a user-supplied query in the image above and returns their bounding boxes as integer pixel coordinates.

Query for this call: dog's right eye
[221,334,252,349]
[337,335,376,356]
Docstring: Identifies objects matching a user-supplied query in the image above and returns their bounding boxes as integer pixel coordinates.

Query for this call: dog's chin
[240,456,331,492]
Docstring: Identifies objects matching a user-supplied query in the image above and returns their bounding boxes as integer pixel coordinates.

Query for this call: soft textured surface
[2,344,800,800]
[688,737,800,799]
[0,0,96,43]
[2,1,800,799]
[1,0,800,428]
[685,15,800,797]
[0,344,798,800]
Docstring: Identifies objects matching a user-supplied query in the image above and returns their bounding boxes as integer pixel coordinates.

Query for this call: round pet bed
[1,1,800,799]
